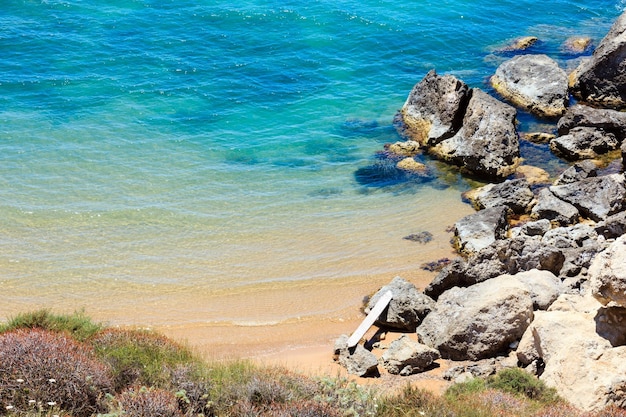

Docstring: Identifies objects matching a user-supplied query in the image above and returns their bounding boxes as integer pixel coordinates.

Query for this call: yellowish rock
[502,36,538,51]
[396,157,427,174]
[515,165,550,185]
[563,36,592,53]
[386,140,421,157]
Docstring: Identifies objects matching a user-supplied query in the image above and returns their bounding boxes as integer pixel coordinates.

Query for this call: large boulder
[365,276,435,332]
[334,335,379,377]
[557,104,626,140]
[463,178,535,214]
[517,294,626,411]
[380,335,440,375]
[491,54,569,117]
[589,235,626,307]
[549,174,626,222]
[453,206,509,255]
[550,127,619,161]
[417,276,534,361]
[570,11,626,109]
[596,210,626,239]
[553,160,597,185]
[400,70,471,146]
[504,269,563,310]
[430,89,520,179]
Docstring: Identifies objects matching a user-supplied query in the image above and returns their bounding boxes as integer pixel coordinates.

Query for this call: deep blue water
[0,1,623,326]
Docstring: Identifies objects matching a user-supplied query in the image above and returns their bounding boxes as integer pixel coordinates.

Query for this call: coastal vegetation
[1,310,625,417]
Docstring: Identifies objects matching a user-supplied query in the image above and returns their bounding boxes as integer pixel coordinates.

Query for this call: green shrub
[0,328,113,417]
[0,309,101,341]
[89,328,197,391]
[486,368,559,404]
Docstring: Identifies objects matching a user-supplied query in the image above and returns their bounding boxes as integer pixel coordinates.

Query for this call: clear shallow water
[0,1,623,336]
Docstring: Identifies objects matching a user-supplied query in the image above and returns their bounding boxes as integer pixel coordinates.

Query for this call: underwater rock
[403,231,433,244]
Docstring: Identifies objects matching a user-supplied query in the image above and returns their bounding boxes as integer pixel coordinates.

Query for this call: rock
[366,276,435,332]
[417,276,534,361]
[431,89,520,180]
[514,165,551,185]
[520,219,551,237]
[385,140,421,157]
[570,11,626,109]
[380,335,440,375]
[443,358,500,380]
[499,36,539,52]
[557,104,626,140]
[622,141,626,170]
[453,206,509,255]
[400,70,471,146]
[403,231,433,244]
[334,335,379,377]
[530,187,580,226]
[523,132,556,144]
[553,160,598,185]
[517,294,626,411]
[542,224,599,249]
[589,235,626,307]
[562,36,593,54]
[396,157,427,174]
[595,306,626,347]
[549,174,626,222]
[550,127,619,160]
[491,54,569,117]
[425,236,565,300]
[506,269,563,310]
[596,211,626,239]
[463,178,534,214]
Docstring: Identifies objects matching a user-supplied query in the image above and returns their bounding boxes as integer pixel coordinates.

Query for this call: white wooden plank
[347,290,393,348]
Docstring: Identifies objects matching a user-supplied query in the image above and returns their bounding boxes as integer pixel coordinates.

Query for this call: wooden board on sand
[347,290,393,348]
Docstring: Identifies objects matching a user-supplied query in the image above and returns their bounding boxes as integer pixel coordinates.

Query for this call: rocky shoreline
[335,10,626,412]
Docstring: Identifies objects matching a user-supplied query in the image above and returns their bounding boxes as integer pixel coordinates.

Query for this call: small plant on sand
[486,368,559,404]
[0,328,113,417]
[116,386,183,417]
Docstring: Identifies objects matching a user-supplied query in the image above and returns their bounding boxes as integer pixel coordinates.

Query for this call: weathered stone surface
[401,70,470,146]
[590,235,626,307]
[491,54,568,117]
[542,224,599,249]
[453,206,509,255]
[498,36,539,52]
[596,211,626,239]
[520,219,551,237]
[595,306,626,347]
[430,89,520,180]
[523,132,555,144]
[417,277,534,361]
[425,237,565,300]
[549,174,626,222]
[463,178,534,214]
[557,104,626,140]
[530,187,580,226]
[570,11,626,109]
[517,294,626,411]
[396,157,427,174]
[507,269,563,310]
[550,127,619,160]
[553,160,597,185]
[366,276,435,332]
[334,335,379,377]
[380,335,440,375]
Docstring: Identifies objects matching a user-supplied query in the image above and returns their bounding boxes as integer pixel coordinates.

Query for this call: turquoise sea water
[0,1,624,334]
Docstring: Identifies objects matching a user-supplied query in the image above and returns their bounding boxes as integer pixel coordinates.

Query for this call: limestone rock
[499,36,539,52]
[562,36,593,54]
[530,187,580,226]
[523,132,556,144]
[596,211,626,239]
[431,89,520,180]
[550,127,619,160]
[570,11,626,109]
[380,335,440,375]
[334,335,379,377]
[385,140,421,157]
[506,269,563,310]
[396,157,427,174]
[590,235,626,307]
[453,206,509,255]
[491,54,569,117]
[517,295,626,411]
[417,276,534,361]
[520,219,551,237]
[463,178,534,214]
[400,70,470,145]
[549,174,626,222]
[553,160,597,185]
[557,104,626,140]
[366,276,435,332]
[514,165,550,185]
